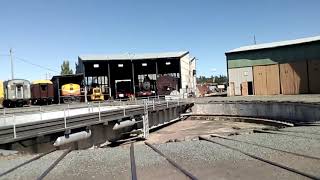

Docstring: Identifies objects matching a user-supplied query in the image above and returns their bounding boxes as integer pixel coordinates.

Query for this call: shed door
[280,62,308,95]
[308,60,320,93]
[266,64,280,95]
[253,65,280,95]
[280,63,294,94]
[253,66,267,95]
[292,61,308,93]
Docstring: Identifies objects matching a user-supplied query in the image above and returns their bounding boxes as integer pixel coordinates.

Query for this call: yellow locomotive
[61,83,81,103]
[90,87,104,101]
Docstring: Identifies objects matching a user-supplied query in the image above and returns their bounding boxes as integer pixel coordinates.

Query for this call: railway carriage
[3,79,31,107]
[0,80,3,108]
[31,80,54,105]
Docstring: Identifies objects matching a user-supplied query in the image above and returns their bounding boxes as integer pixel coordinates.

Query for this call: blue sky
[0,0,319,80]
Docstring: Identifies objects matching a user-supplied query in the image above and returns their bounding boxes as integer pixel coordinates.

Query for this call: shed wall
[308,60,320,93]
[228,67,253,95]
[227,41,320,68]
[180,54,196,94]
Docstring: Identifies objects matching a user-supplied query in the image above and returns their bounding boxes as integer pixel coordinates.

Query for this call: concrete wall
[192,102,320,123]
[180,54,196,95]
[190,58,196,94]
[228,67,253,95]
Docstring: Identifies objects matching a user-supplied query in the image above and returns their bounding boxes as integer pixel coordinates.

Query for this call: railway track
[277,129,320,136]
[37,148,72,180]
[253,129,320,140]
[1,132,319,179]
[210,134,320,161]
[130,143,138,180]
[144,142,198,180]
[0,148,72,180]
[129,141,199,180]
[199,136,320,180]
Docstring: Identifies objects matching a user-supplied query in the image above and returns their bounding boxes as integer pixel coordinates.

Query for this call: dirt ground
[136,118,271,144]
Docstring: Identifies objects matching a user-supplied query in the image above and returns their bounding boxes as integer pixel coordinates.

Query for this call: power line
[14,56,59,73]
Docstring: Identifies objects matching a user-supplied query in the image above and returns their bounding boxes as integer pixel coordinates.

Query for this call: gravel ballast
[0,125,319,180]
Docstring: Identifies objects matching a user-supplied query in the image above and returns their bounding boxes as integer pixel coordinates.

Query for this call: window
[41,85,47,91]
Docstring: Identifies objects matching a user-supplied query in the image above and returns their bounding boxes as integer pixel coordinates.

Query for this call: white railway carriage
[3,79,31,107]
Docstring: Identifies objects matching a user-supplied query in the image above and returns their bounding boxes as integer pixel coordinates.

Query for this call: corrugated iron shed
[226,35,320,54]
[79,51,189,61]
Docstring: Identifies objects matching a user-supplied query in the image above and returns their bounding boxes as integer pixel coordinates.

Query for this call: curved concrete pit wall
[192,102,320,123]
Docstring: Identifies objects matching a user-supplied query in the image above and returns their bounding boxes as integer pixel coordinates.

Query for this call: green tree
[214,75,228,84]
[197,75,228,84]
[60,60,73,75]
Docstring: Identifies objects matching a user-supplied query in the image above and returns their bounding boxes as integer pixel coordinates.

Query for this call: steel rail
[145,142,198,180]
[37,148,72,180]
[253,129,320,141]
[0,149,57,177]
[130,143,138,180]
[199,136,320,180]
[210,134,320,161]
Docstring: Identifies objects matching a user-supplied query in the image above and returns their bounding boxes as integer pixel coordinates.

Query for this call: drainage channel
[199,136,320,180]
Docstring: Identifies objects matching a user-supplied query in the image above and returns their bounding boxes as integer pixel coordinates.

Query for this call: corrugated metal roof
[226,35,320,54]
[32,80,53,85]
[79,51,189,61]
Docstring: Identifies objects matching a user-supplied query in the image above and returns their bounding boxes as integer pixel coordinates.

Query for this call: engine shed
[76,51,196,99]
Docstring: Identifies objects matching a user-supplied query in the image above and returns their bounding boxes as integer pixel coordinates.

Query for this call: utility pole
[10,48,14,80]
[254,35,257,45]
